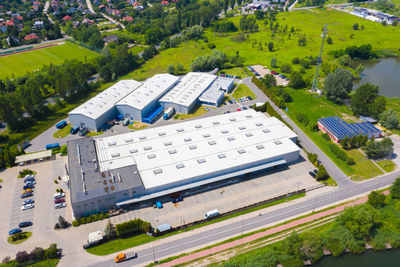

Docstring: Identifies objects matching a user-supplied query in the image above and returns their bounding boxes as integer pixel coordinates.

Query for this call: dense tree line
[66,24,104,50]
[239,15,259,32]
[364,137,394,159]
[190,50,228,71]
[351,83,386,119]
[329,44,377,60]
[212,21,238,33]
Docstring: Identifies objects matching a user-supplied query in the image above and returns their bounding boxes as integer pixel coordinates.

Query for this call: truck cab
[115,253,126,263]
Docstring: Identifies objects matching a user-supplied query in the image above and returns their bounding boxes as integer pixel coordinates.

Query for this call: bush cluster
[252,77,286,109]
[115,218,153,237]
[5,244,60,265]
[329,144,355,165]
[296,113,309,126]
[72,213,110,227]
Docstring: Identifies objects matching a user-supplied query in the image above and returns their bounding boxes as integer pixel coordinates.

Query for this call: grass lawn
[0,259,59,267]
[52,125,71,139]
[285,89,382,180]
[0,42,98,79]
[232,84,257,100]
[7,232,32,244]
[376,159,397,173]
[173,105,210,120]
[320,176,337,186]
[87,192,305,256]
[129,46,146,55]
[128,122,148,130]
[86,131,104,137]
[220,67,249,78]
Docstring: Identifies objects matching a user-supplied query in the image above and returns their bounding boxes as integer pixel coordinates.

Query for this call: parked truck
[163,107,175,120]
[56,121,67,129]
[205,209,220,219]
[114,251,137,263]
[46,143,60,150]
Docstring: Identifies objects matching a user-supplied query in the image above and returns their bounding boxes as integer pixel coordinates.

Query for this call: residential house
[34,20,44,29]
[24,33,40,41]
[63,15,72,21]
[122,16,133,22]
[103,35,118,44]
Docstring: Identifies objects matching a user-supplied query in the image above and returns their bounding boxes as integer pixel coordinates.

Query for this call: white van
[205,209,220,219]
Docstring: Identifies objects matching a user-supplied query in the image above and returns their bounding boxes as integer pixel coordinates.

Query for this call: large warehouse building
[67,109,300,217]
[68,73,234,131]
[116,74,179,124]
[68,80,143,131]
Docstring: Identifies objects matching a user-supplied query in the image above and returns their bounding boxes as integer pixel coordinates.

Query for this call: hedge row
[329,143,355,165]
[252,76,286,109]
[115,218,152,237]
[72,213,110,227]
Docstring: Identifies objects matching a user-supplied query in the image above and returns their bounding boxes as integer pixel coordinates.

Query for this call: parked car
[171,197,183,203]
[308,171,316,178]
[242,106,248,110]
[20,192,33,198]
[54,193,65,199]
[25,180,36,185]
[23,184,35,190]
[54,198,66,204]
[237,108,241,111]
[79,127,88,136]
[156,201,163,209]
[19,221,33,228]
[22,189,32,194]
[248,96,253,101]
[24,177,35,183]
[21,204,34,210]
[9,228,22,235]
[55,202,66,209]
[23,199,34,205]
[313,169,319,174]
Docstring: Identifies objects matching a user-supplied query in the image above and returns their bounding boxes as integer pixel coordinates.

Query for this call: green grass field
[232,84,256,100]
[220,67,249,78]
[53,125,71,139]
[0,42,98,79]
[376,159,397,173]
[173,105,210,120]
[0,259,59,267]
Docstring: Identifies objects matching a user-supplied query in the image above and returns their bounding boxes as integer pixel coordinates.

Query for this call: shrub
[280,63,292,74]
[292,57,300,64]
[368,191,386,208]
[58,216,68,229]
[307,153,318,164]
[296,113,309,125]
[207,43,216,49]
[72,220,80,227]
[15,251,29,263]
[391,178,400,199]
[30,247,45,260]
[45,244,59,259]
[309,123,319,132]
[115,218,153,237]
[2,256,10,264]
[316,165,328,181]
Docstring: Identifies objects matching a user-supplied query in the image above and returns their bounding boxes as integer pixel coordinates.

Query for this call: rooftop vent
[218,154,226,159]
[189,145,197,150]
[227,137,236,141]
[184,137,192,142]
[257,144,265,150]
[158,132,166,136]
[147,154,156,159]
[208,140,216,145]
[213,121,220,125]
[238,149,246,154]
[108,141,116,146]
[125,138,133,143]
[177,128,184,132]
[144,146,152,151]
[229,118,237,122]
[245,115,253,118]
[203,133,211,138]
[164,141,172,146]
[246,133,254,137]
[256,123,263,127]
[197,158,206,164]
[195,125,202,129]
[111,153,120,158]
[274,140,283,145]
[176,163,185,169]
[130,148,138,154]
[239,126,246,130]
[139,136,146,140]
[221,130,229,134]
[263,129,270,133]
[154,169,163,175]
[168,149,177,155]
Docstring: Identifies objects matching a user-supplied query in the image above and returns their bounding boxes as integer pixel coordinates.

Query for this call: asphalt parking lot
[110,150,321,228]
[9,178,35,230]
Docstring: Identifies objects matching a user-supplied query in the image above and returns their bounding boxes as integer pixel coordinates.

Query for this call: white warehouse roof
[94,109,299,190]
[69,80,143,120]
[198,83,224,104]
[159,72,216,108]
[116,74,180,111]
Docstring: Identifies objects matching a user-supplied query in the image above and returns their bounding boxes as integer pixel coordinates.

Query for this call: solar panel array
[318,116,381,140]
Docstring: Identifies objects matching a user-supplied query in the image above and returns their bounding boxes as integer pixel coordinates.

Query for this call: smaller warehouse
[198,83,225,107]
[318,116,382,143]
[68,80,143,131]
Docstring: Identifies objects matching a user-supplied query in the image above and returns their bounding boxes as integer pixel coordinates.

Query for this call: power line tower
[312,24,328,92]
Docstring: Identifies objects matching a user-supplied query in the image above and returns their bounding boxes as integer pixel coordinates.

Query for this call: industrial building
[68,80,143,131]
[67,109,300,217]
[116,74,179,124]
[318,116,382,143]
[159,72,217,114]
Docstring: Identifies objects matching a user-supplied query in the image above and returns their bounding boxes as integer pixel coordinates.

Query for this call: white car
[55,202,66,209]
[53,193,65,199]
[21,204,34,210]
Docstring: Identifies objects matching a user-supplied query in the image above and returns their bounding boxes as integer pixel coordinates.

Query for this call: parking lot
[250,65,289,86]
[109,150,321,228]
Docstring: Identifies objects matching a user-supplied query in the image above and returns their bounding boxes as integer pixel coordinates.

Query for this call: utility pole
[312,24,328,92]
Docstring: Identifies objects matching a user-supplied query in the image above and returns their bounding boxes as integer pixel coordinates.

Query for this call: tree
[364,138,394,160]
[15,251,29,263]
[282,232,303,260]
[393,20,398,26]
[30,247,45,260]
[390,178,400,199]
[326,36,333,44]
[289,72,306,89]
[176,63,184,73]
[353,23,359,30]
[380,109,399,129]
[316,164,328,181]
[262,74,277,87]
[268,41,274,51]
[280,63,292,74]
[104,220,117,240]
[167,64,175,74]
[298,36,307,46]
[337,204,377,239]
[45,244,59,259]
[270,57,277,68]
[230,0,235,10]
[324,67,354,102]
[300,231,323,262]
[58,216,68,229]
[351,83,385,118]
[368,191,386,208]
[338,54,352,66]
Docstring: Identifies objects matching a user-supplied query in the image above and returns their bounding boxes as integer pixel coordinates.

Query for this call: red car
[237,108,241,111]
[54,198,66,204]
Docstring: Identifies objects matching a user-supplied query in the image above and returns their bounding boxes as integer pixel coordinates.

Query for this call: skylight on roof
[130,148,138,154]
[108,141,116,146]
[208,140,216,145]
[274,140,283,145]
[139,136,147,140]
[147,154,156,159]
[184,137,192,142]
[203,133,211,138]
[246,133,253,137]
[158,132,166,136]
[144,146,152,151]
[218,154,226,159]
[189,145,197,150]
[168,149,177,154]
[176,163,185,169]
[154,169,163,174]
[197,158,206,164]
[221,130,229,134]
[257,144,265,150]
[238,149,246,154]
[263,129,270,133]
[227,137,236,141]
[164,142,172,146]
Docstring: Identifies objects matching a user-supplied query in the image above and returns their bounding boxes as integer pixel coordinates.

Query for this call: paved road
[91,169,400,267]
[243,78,353,188]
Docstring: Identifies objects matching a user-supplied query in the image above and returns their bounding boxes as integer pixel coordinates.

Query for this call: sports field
[0,42,99,79]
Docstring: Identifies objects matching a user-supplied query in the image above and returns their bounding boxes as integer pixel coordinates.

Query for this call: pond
[353,58,400,98]
[315,249,400,267]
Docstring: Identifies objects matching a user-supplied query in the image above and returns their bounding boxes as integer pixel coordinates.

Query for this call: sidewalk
[158,191,388,266]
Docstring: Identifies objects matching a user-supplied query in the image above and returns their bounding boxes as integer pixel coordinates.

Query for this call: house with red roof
[161,0,169,5]
[123,16,133,22]
[6,20,14,26]
[63,15,72,21]
[24,33,39,41]
[112,10,122,16]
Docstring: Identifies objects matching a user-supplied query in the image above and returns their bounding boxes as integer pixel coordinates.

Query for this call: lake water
[315,249,400,267]
[353,58,400,98]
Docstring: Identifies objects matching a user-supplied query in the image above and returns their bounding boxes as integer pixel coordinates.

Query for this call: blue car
[9,228,22,235]
[156,201,163,209]
[23,184,35,190]
[172,197,183,203]
[23,199,34,205]
[19,222,33,228]
[20,192,33,198]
